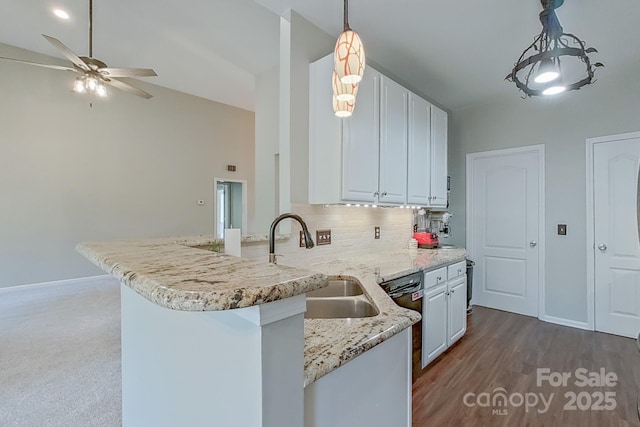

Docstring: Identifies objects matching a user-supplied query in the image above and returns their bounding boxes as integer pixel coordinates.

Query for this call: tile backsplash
[241,204,414,266]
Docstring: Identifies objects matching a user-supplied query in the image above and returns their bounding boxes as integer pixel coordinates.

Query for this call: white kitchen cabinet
[422,283,448,366]
[447,276,467,345]
[308,53,382,204]
[422,264,467,368]
[407,93,431,205]
[309,53,448,207]
[429,105,448,208]
[341,67,381,203]
[378,76,408,204]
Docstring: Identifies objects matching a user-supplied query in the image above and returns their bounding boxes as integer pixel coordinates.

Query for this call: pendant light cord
[89,0,93,57]
[343,0,350,31]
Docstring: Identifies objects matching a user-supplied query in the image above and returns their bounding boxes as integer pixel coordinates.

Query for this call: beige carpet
[0,277,121,426]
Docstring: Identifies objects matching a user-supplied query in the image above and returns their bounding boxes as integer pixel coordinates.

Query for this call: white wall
[0,43,255,287]
[278,11,335,214]
[448,65,640,324]
[254,66,280,232]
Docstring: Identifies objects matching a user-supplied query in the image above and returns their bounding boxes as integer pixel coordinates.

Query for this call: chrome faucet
[269,213,315,263]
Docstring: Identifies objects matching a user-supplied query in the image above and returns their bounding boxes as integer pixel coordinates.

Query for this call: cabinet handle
[450,289,455,294]
[381,192,388,197]
[445,291,450,296]
[373,191,379,197]
[437,276,442,281]
[457,268,462,273]
[598,243,607,251]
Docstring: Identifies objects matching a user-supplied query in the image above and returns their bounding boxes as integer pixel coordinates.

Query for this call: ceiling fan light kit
[0,0,157,101]
[332,0,365,117]
[506,0,603,97]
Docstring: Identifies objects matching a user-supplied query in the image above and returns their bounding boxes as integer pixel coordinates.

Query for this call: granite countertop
[76,236,325,311]
[302,247,466,386]
[77,235,465,386]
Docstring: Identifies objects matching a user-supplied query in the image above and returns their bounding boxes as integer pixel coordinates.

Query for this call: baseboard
[0,275,114,294]
[540,314,592,331]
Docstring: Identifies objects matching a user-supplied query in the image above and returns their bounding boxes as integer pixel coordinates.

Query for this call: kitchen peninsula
[77,237,465,427]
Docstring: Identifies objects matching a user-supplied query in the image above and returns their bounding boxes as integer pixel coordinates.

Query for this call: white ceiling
[0,0,280,111]
[1,0,639,111]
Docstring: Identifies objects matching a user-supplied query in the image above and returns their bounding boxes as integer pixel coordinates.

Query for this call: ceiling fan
[0,0,157,100]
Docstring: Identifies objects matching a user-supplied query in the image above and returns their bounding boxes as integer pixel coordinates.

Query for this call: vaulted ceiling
[1,0,639,111]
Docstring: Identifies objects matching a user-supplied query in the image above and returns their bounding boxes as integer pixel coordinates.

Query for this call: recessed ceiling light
[53,9,70,20]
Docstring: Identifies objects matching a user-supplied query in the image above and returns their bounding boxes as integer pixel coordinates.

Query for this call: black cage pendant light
[506,0,603,97]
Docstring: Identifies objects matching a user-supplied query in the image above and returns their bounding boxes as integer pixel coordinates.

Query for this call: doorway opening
[214,178,247,239]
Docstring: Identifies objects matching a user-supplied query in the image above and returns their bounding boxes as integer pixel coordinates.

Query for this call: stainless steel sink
[306,279,364,297]
[305,298,379,319]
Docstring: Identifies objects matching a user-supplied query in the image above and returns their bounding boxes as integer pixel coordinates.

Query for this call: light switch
[558,224,567,235]
[316,229,332,245]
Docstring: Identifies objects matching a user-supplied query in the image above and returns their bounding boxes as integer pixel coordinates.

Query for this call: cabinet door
[342,68,381,203]
[429,105,448,207]
[379,76,408,205]
[447,276,467,346]
[407,93,431,205]
[422,283,448,368]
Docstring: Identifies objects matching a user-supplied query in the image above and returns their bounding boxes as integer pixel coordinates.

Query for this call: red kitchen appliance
[413,232,439,249]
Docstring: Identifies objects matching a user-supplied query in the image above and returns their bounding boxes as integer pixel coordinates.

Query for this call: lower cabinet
[422,263,467,368]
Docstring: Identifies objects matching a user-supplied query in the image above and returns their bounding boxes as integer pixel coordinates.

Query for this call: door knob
[598,243,607,251]
[530,241,537,247]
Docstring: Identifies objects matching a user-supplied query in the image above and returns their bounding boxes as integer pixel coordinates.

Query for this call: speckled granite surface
[76,237,325,311]
[77,236,465,385]
[302,248,466,386]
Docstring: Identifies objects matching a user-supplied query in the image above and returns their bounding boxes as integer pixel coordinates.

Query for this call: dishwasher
[380,271,424,381]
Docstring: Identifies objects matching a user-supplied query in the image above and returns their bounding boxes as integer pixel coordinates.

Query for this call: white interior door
[467,146,543,317]
[593,136,640,338]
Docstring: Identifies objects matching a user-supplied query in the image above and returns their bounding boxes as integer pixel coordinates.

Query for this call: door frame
[466,144,546,320]
[214,177,248,239]
[585,131,640,332]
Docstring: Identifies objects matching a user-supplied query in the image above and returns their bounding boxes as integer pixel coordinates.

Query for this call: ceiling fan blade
[0,56,78,72]
[42,34,89,71]
[103,78,153,99]
[98,67,157,78]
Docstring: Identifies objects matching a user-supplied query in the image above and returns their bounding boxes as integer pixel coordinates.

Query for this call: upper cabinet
[309,53,448,207]
[341,66,381,203]
[429,105,448,208]
[407,93,431,205]
[379,76,409,204]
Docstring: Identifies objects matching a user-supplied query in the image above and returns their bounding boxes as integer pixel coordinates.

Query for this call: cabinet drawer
[424,267,447,290]
[447,261,466,280]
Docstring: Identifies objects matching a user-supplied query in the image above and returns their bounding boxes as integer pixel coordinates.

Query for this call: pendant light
[332,70,358,102]
[333,94,355,118]
[506,0,603,97]
[334,0,365,85]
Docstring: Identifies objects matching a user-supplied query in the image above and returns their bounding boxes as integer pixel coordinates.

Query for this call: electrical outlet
[316,229,332,245]
[558,224,567,235]
[374,226,380,239]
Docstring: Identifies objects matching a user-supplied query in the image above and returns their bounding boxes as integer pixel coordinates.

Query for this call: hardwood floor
[412,306,640,427]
